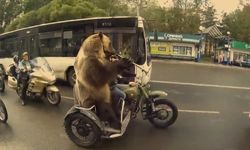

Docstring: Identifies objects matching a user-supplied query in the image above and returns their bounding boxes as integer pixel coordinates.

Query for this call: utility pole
[137,0,141,16]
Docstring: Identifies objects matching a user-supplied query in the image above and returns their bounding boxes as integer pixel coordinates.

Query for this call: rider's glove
[121,58,133,67]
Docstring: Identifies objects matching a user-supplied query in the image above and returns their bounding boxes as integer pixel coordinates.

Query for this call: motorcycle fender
[46,85,59,92]
[64,106,103,130]
[149,90,168,98]
[7,76,17,89]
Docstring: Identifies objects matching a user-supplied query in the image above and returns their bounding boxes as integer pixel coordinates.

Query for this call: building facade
[215,40,250,66]
[148,32,202,61]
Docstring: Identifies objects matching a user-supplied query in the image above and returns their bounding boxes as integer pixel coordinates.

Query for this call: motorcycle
[0,66,5,92]
[7,57,61,105]
[64,60,178,148]
[0,98,8,123]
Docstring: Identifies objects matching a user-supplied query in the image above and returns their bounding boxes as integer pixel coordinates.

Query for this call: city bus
[0,16,152,86]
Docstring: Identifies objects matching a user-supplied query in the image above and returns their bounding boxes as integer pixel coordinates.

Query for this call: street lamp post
[137,0,141,16]
[226,31,231,65]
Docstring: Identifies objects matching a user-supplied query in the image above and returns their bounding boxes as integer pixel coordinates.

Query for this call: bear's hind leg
[96,101,121,130]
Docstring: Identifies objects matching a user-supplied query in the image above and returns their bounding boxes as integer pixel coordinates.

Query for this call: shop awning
[202,25,223,39]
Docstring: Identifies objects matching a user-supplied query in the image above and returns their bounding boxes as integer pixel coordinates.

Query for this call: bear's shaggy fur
[74,33,124,113]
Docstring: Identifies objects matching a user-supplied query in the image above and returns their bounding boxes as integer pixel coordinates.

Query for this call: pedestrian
[240,55,244,67]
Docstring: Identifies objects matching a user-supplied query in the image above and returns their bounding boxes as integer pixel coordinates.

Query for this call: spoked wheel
[47,92,61,105]
[0,99,8,123]
[0,80,5,92]
[148,99,178,128]
[64,113,101,148]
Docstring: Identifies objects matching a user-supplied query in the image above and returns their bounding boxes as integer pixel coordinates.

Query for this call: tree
[222,4,250,43]
[0,0,23,33]
[201,2,217,28]
[23,0,53,13]
[141,4,169,32]
[89,0,131,16]
[5,0,108,32]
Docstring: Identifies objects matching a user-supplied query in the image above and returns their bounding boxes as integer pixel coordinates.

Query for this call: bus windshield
[105,31,145,65]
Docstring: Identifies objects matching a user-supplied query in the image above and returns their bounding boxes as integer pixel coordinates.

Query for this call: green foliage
[222,4,250,43]
[201,3,217,28]
[141,0,203,34]
[5,0,109,32]
[5,0,135,32]
[0,0,23,32]
[90,0,131,16]
[23,0,53,13]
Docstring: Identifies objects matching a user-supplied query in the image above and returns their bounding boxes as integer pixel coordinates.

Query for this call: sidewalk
[152,59,250,71]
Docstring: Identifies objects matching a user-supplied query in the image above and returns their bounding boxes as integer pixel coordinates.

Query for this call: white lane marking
[151,80,250,90]
[62,96,74,100]
[62,95,221,115]
[62,96,220,114]
[243,112,250,118]
[243,112,250,114]
[178,109,220,114]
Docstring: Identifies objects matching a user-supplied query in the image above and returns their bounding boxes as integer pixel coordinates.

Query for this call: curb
[152,59,250,71]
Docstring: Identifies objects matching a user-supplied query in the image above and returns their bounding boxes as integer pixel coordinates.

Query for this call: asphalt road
[1,61,250,150]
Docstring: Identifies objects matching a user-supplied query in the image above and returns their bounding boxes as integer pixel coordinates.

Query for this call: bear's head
[82,33,115,59]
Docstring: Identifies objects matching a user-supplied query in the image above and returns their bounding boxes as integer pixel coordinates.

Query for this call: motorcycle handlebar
[115,54,148,74]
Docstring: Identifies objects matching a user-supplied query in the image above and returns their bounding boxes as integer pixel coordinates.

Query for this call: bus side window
[19,38,26,56]
[29,36,38,58]
[137,28,146,65]
[146,37,152,65]
[63,24,94,57]
[39,31,62,57]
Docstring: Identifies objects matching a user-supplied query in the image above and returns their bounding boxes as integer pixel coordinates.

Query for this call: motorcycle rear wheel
[148,99,178,128]
[0,99,8,123]
[64,113,101,148]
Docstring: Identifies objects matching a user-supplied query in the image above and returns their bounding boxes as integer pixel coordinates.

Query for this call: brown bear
[73,32,129,129]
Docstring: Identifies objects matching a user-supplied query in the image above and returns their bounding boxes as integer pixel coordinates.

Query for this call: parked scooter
[7,57,61,105]
[0,66,5,92]
[0,98,8,123]
[64,58,178,148]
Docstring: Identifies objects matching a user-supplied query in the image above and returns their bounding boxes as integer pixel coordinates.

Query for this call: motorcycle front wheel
[0,80,5,92]
[64,113,101,148]
[148,99,178,128]
[47,92,61,105]
[0,99,8,123]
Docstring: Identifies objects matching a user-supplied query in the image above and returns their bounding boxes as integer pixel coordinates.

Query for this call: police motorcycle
[64,56,178,148]
[0,66,5,92]
[0,98,8,123]
[7,57,61,105]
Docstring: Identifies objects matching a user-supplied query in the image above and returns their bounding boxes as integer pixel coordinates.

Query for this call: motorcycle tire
[64,113,101,148]
[0,81,5,93]
[148,99,178,128]
[0,99,8,123]
[47,92,61,106]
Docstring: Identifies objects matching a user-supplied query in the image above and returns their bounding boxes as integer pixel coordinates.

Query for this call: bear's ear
[98,32,103,39]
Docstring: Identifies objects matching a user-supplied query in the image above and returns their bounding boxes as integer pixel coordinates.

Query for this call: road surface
[1,61,250,150]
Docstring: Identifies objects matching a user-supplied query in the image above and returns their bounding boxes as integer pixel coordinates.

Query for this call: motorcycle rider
[109,56,127,103]
[18,52,33,105]
[12,55,19,79]
[109,55,135,116]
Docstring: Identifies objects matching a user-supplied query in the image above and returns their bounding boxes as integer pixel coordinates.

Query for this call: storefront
[215,40,250,66]
[148,32,202,61]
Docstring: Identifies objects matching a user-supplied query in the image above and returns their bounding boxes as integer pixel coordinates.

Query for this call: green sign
[148,32,202,43]
[231,40,250,51]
